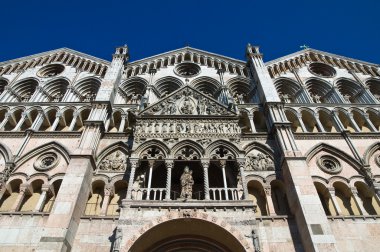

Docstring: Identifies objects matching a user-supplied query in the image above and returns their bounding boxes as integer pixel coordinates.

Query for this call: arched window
[355,182,380,215]
[19,180,44,212]
[247,181,267,216]
[333,182,360,216]
[107,181,128,216]
[0,179,22,211]
[270,180,290,215]
[84,181,105,216]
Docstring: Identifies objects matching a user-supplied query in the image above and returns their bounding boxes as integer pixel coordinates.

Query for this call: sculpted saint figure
[180,166,194,199]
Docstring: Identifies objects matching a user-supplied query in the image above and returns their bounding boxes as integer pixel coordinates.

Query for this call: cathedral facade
[0,44,379,252]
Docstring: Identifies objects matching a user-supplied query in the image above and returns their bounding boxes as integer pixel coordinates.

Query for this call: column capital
[104,184,114,196]
[165,159,174,169]
[236,157,246,167]
[129,158,139,169]
[201,159,210,168]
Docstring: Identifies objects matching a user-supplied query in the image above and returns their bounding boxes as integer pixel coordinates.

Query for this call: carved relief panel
[245,150,274,171]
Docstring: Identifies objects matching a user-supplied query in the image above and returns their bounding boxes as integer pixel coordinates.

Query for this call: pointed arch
[96,141,129,165]
[0,142,13,162]
[15,141,71,169]
[170,140,204,159]
[243,141,274,156]
[133,140,170,159]
[363,142,380,165]
[205,140,242,158]
[305,143,362,172]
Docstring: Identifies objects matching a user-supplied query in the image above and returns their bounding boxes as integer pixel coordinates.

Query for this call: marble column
[220,160,229,200]
[201,159,210,200]
[126,159,138,200]
[100,184,113,216]
[165,159,174,200]
[34,185,51,212]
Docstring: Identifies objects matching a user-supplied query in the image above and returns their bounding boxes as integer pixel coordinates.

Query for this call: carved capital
[129,158,139,169]
[236,158,246,168]
[165,159,174,169]
[201,159,210,169]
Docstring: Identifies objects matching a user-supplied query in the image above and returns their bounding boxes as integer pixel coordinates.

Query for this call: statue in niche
[135,123,142,134]
[311,93,321,103]
[155,123,160,133]
[176,123,183,133]
[169,123,175,133]
[99,151,126,171]
[84,92,95,102]
[279,93,292,103]
[180,166,194,199]
[181,96,194,114]
[246,153,274,171]
[343,94,351,103]
[162,123,168,133]
[234,93,246,104]
[21,92,31,102]
[53,92,63,102]
[197,97,207,115]
[130,93,140,104]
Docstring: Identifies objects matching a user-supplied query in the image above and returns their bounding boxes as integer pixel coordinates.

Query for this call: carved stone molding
[316,155,342,174]
[34,152,60,171]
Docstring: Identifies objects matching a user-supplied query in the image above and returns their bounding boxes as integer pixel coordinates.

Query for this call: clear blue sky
[1,0,379,64]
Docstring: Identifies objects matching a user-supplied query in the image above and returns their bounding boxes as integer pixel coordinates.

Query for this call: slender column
[104,118,111,132]
[296,113,307,132]
[165,159,174,200]
[34,185,51,212]
[11,184,29,211]
[126,159,138,199]
[12,112,27,131]
[118,115,127,132]
[50,113,61,131]
[100,184,113,216]
[351,187,368,215]
[264,186,276,215]
[220,160,229,200]
[348,113,361,132]
[237,158,248,200]
[31,111,45,131]
[201,159,210,200]
[314,113,325,132]
[328,187,343,216]
[68,112,79,131]
[248,114,256,133]
[146,160,154,199]
[363,114,377,132]
[0,113,11,130]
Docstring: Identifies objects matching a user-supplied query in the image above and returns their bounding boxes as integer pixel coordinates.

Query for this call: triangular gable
[265,48,379,77]
[0,48,110,76]
[139,85,236,117]
[129,46,246,67]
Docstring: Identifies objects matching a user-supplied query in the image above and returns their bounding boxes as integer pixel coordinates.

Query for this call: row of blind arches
[275,78,380,104]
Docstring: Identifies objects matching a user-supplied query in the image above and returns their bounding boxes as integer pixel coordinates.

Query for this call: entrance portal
[129,218,246,252]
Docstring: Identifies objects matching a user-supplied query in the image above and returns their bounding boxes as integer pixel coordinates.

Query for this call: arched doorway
[129,218,246,252]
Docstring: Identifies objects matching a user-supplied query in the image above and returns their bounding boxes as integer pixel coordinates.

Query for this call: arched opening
[43,79,69,102]
[74,78,101,102]
[270,180,290,215]
[318,110,337,132]
[129,218,245,252]
[355,182,380,215]
[12,79,38,102]
[367,110,380,131]
[171,161,204,200]
[285,110,302,132]
[336,79,364,103]
[274,79,302,103]
[247,180,267,216]
[0,179,22,211]
[314,182,336,216]
[301,110,318,132]
[305,79,338,103]
[84,180,105,216]
[43,179,62,212]
[366,79,380,102]
[352,110,371,132]
[107,180,128,216]
[19,180,44,212]
[333,182,360,216]
[252,110,267,132]
[336,110,356,132]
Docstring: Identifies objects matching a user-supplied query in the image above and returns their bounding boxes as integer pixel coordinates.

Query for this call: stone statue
[246,229,261,252]
[180,166,194,199]
[197,97,207,115]
[311,93,321,103]
[113,227,122,252]
[343,94,351,103]
[168,97,177,114]
[130,93,140,104]
[280,93,292,103]
[181,96,193,114]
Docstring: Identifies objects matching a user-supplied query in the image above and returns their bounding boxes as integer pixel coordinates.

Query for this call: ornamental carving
[317,155,342,174]
[34,152,60,171]
[245,153,274,171]
[99,150,127,171]
[140,86,235,116]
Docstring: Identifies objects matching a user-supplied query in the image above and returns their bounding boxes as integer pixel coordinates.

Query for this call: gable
[0,48,110,77]
[139,85,236,117]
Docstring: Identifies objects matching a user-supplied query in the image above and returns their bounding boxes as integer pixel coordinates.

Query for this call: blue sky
[0,0,379,64]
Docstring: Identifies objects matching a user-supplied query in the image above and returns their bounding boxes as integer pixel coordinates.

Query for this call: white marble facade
[0,45,379,251]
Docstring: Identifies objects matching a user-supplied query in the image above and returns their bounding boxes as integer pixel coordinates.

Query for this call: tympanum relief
[245,151,275,171]
[98,150,127,172]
